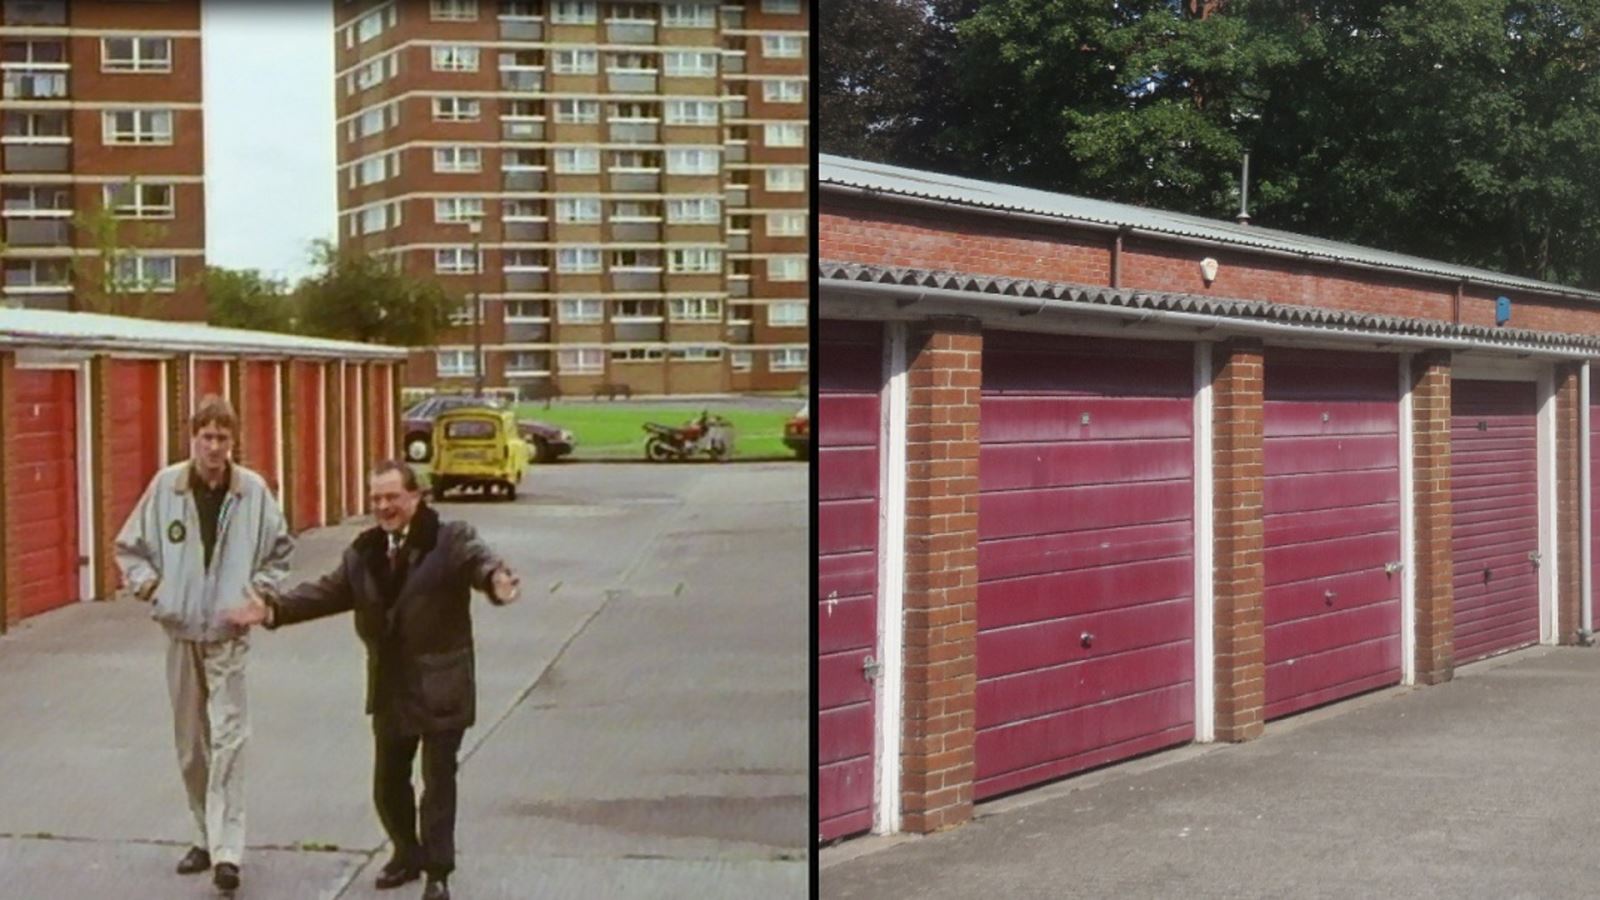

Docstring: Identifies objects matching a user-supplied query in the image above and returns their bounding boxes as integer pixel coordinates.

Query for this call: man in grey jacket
[114,394,293,893]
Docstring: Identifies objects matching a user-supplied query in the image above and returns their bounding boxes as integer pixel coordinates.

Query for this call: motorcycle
[643,411,734,462]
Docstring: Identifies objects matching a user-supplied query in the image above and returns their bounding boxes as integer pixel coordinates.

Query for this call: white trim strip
[1584,362,1593,637]
[1193,341,1215,741]
[1539,366,1557,643]
[873,321,908,835]
[1399,354,1417,684]
[77,361,94,602]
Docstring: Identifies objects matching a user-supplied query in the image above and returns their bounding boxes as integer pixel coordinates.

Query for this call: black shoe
[375,856,422,890]
[175,846,211,875]
[212,862,240,891]
[422,877,450,900]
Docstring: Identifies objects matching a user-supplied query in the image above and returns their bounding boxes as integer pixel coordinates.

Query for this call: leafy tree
[71,203,187,318]
[819,0,941,161]
[204,266,295,333]
[291,240,461,345]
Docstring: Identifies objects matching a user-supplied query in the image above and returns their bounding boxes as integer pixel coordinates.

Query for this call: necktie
[387,533,403,568]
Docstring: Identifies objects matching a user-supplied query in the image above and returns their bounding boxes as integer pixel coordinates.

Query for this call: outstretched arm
[450,522,520,605]
[225,561,355,628]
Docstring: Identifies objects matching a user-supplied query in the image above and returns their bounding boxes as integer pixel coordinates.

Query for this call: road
[0,461,808,899]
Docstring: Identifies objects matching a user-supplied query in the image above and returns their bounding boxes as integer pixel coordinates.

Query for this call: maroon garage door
[817,321,883,841]
[1263,350,1402,720]
[975,331,1194,800]
[1452,379,1540,663]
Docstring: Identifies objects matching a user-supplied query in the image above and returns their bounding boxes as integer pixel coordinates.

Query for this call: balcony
[2,143,69,173]
[725,322,753,343]
[727,277,751,298]
[727,232,749,252]
[725,142,747,163]
[503,220,547,241]
[612,270,662,292]
[611,221,660,242]
[499,18,542,40]
[3,71,68,101]
[3,0,65,25]
[725,185,749,207]
[609,120,659,143]
[503,170,545,191]
[503,322,549,343]
[608,71,658,93]
[606,21,656,43]
[723,52,746,74]
[4,217,70,246]
[611,172,660,192]
[501,119,545,140]
[613,321,663,342]
[499,70,543,92]
[505,270,547,292]
[724,95,747,119]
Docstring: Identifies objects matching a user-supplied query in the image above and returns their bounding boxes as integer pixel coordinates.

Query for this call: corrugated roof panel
[0,308,408,358]
[820,154,1600,302]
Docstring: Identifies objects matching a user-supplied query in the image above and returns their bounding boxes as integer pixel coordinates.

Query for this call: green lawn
[513,403,798,460]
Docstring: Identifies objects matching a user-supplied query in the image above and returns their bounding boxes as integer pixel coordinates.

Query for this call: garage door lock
[862,655,881,682]
[1384,561,1404,575]
[1529,551,1542,568]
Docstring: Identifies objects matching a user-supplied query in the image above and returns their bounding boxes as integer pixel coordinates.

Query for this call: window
[551,48,597,74]
[662,3,715,27]
[667,198,721,224]
[504,249,547,270]
[764,122,806,148]
[665,100,718,126]
[351,102,398,140]
[502,199,542,220]
[554,197,601,223]
[611,200,659,221]
[354,151,400,187]
[770,347,807,372]
[663,50,716,77]
[558,348,604,373]
[763,79,805,103]
[553,147,600,173]
[612,348,665,362]
[431,45,479,71]
[614,299,662,319]
[767,212,805,237]
[360,204,395,234]
[558,298,603,323]
[667,148,719,175]
[557,247,602,273]
[765,166,806,192]
[669,297,721,322]
[768,256,806,281]
[103,182,174,219]
[102,109,173,145]
[433,146,482,172]
[730,350,753,372]
[611,250,661,270]
[767,301,807,327]
[435,247,481,274]
[429,0,477,20]
[669,346,723,361]
[4,111,68,139]
[609,149,658,171]
[669,248,722,274]
[433,97,481,122]
[504,300,546,320]
[434,197,484,223]
[554,99,600,124]
[762,35,804,58]
[609,4,655,22]
[608,51,655,72]
[436,350,477,378]
[354,57,388,91]
[761,0,801,12]
[109,255,177,292]
[102,36,172,72]
[550,1,597,24]
[355,9,384,42]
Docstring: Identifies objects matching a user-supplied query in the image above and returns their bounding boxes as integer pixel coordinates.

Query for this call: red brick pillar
[167,353,193,464]
[89,356,117,601]
[1411,352,1454,683]
[1556,364,1583,645]
[1212,339,1265,742]
[899,316,981,834]
[324,361,344,525]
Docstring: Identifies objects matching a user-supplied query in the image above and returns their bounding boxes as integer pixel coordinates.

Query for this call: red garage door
[291,361,322,533]
[106,359,163,545]
[817,321,883,841]
[12,369,79,618]
[1452,379,1540,663]
[345,365,362,519]
[1263,350,1402,720]
[194,358,227,404]
[243,361,280,496]
[976,332,1194,800]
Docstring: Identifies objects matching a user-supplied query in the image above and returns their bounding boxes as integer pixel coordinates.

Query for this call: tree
[204,266,296,333]
[291,240,461,345]
[71,202,188,318]
[819,0,941,162]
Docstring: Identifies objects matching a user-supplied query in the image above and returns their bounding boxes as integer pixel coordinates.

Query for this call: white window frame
[433,146,482,173]
[663,50,717,77]
[435,247,482,274]
[554,197,602,223]
[436,349,477,378]
[762,34,804,58]
[770,347,808,372]
[558,298,603,323]
[761,0,801,13]
[666,197,721,224]
[108,255,177,293]
[668,297,722,322]
[667,148,720,175]
[730,350,753,372]
[662,3,716,27]
[763,79,805,103]
[767,301,807,327]
[552,48,598,75]
[550,1,598,24]
[356,9,384,43]
[101,36,172,73]
[766,212,806,237]
[764,166,806,192]
[102,182,175,219]
[669,247,722,274]
[434,197,484,223]
[764,122,806,148]
[102,109,173,145]
[557,247,603,274]
[768,256,807,281]
[554,147,601,174]
[669,346,723,361]
[554,99,601,124]
[429,0,478,21]
[558,347,605,373]
[432,97,481,122]
[665,100,719,126]
[431,45,480,72]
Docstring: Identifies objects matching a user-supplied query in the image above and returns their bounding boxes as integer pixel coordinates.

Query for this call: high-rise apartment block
[2,0,207,319]
[334,0,810,397]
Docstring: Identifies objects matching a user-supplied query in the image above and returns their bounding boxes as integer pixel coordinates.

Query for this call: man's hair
[191,394,238,436]
[370,459,421,492]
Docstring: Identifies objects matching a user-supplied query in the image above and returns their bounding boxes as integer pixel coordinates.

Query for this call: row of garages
[0,308,405,632]
[816,154,1600,842]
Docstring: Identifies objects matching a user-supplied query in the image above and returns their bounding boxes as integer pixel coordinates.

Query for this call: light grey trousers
[166,636,249,865]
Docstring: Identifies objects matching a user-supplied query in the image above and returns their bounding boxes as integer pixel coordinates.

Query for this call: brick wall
[0,353,12,631]
[1211,339,1267,742]
[899,317,981,834]
[1411,352,1455,683]
[167,353,192,464]
[1556,365,1583,644]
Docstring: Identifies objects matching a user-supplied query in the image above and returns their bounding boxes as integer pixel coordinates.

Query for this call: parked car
[784,403,810,459]
[430,406,531,501]
[403,394,575,464]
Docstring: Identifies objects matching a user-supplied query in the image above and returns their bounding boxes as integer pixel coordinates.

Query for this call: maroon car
[403,395,575,463]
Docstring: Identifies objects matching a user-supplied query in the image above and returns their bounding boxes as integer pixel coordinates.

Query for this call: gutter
[0,332,407,360]
[821,182,1600,306]
[823,278,1596,361]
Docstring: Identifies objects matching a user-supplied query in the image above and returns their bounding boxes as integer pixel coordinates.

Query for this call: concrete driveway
[0,462,808,899]
[823,645,1600,899]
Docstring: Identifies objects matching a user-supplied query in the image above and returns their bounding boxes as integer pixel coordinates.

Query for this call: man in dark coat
[228,460,520,900]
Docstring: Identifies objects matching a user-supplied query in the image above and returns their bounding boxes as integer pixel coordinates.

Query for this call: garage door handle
[1323,590,1337,606]
[1080,632,1094,649]
[1529,551,1542,568]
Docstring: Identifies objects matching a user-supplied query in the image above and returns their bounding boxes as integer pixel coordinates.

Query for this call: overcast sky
[202,1,335,284]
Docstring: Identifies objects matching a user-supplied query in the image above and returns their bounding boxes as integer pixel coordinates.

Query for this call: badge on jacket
[168,520,186,543]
